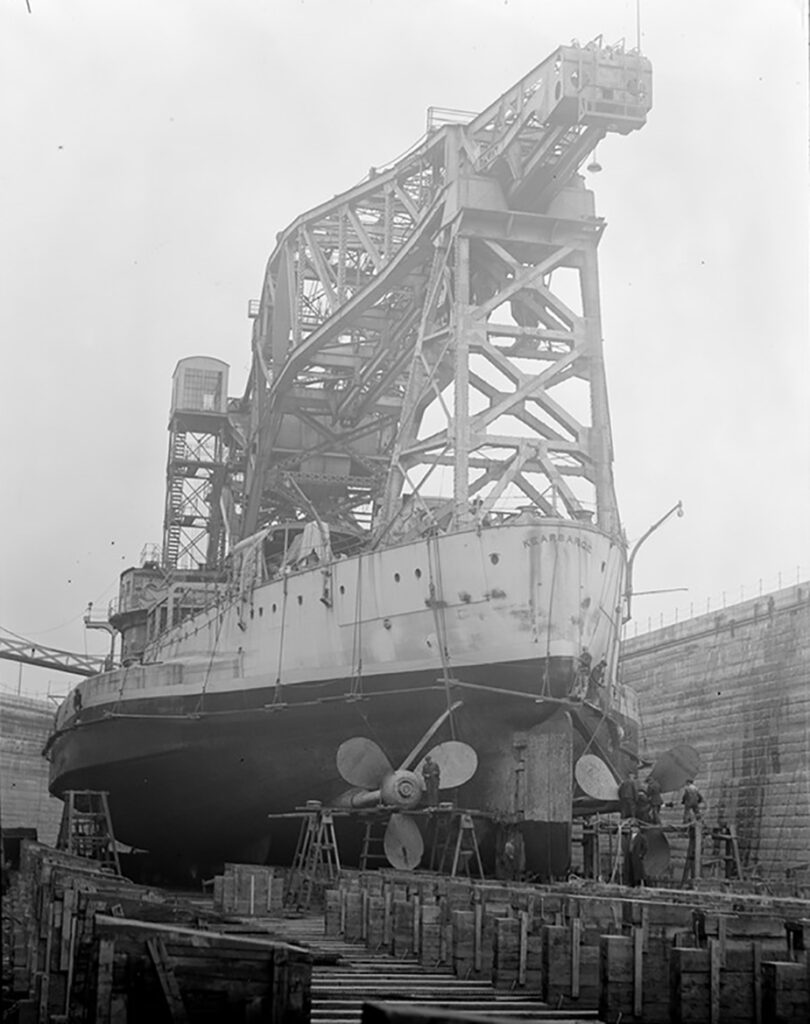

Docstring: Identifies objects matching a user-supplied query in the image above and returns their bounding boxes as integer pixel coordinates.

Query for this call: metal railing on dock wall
[626,567,806,638]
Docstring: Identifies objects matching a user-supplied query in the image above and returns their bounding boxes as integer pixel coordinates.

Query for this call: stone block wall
[619,583,810,880]
[0,693,63,844]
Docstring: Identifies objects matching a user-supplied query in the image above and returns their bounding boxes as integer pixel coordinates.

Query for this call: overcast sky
[2,0,808,697]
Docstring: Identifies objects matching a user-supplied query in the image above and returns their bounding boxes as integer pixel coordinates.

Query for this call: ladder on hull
[56,789,121,874]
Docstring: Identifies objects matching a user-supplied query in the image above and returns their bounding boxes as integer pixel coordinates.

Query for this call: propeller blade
[415,740,478,790]
[575,754,619,801]
[648,744,701,794]
[333,787,382,809]
[384,812,424,871]
[336,737,393,789]
[642,828,671,876]
[397,700,464,771]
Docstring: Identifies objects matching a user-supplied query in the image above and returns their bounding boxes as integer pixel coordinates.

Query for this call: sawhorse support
[434,811,484,879]
[284,805,341,910]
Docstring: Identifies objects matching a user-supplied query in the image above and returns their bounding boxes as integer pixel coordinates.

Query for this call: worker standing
[681,779,704,823]
[618,770,639,820]
[573,648,592,699]
[644,775,663,825]
[422,754,441,807]
[586,657,608,703]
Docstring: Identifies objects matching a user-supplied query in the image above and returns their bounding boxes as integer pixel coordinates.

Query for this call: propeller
[647,743,700,794]
[642,828,671,876]
[575,743,701,803]
[335,709,478,869]
[575,753,619,801]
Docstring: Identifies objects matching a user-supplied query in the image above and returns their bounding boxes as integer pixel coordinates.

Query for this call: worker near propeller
[573,648,608,703]
[421,754,441,807]
[618,768,640,819]
[682,779,704,823]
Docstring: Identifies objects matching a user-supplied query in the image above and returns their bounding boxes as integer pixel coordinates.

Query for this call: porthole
[339,585,345,595]
[297,595,303,605]
[394,572,401,582]
[490,553,500,565]
[414,568,422,579]
[272,603,277,613]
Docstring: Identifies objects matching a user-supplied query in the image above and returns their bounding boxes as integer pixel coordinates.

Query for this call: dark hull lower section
[48,659,634,879]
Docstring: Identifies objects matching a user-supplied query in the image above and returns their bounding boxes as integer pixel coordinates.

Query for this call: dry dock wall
[0,693,63,844]
[620,583,810,880]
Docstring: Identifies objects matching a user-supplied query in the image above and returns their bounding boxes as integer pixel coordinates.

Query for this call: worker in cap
[681,778,704,823]
[421,754,441,807]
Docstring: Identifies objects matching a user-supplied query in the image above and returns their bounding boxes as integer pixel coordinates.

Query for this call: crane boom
[231,40,649,546]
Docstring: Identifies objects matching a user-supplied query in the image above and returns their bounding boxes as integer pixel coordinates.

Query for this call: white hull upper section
[57,521,633,729]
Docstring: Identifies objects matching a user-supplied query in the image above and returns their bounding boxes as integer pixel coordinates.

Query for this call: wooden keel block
[324,889,341,936]
[344,890,364,941]
[451,909,475,979]
[761,960,809,1024]
[366,895,387,950]
[418,903,442,966]
[543,923,599,1007]
[392,899,414,957]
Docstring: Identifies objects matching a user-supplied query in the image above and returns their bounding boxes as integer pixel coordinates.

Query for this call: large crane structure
[239,38,651,549]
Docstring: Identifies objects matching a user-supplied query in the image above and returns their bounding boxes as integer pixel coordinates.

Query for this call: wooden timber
[1,841,311,1024]
[324,869,810,1022]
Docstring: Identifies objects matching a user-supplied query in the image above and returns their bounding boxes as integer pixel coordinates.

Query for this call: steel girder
[240,39,651,543]
[0,636,106,677]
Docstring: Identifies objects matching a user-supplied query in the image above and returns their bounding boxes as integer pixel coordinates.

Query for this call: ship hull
[48,522,637,876]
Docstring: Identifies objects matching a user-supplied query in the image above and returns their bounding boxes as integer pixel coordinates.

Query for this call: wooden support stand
[56,790,121,875]
[284,804,341,910]
[432,811,484,879]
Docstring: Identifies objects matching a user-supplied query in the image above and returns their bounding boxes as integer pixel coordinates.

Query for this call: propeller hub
[380,769,422,809]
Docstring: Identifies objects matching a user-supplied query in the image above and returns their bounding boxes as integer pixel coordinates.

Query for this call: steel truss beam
[240,40,651,542]
[0,636,106,677]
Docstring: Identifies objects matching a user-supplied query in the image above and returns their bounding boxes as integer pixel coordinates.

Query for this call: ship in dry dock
[46,39,654,878]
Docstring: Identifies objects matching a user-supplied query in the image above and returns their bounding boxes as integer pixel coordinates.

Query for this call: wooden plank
[752,941,762,1024]
[709,939,720,1024]
[94,914,309,955]
[570,917,581,998]
[518,911,528,987]
[632,926,643,1018]
[58,887,74,972]
[63,914,78,1018]
[37,899,55,1024]
[146,936,189,1022]
[94,937,115,1024]
[473,903,482,973]
[383,888,393,948]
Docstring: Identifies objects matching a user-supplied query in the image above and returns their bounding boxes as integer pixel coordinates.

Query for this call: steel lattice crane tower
[238,39,651,549]
[162,357,232,570]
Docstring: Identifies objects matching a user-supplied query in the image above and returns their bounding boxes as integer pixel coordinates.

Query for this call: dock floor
[277,915,596,1023]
